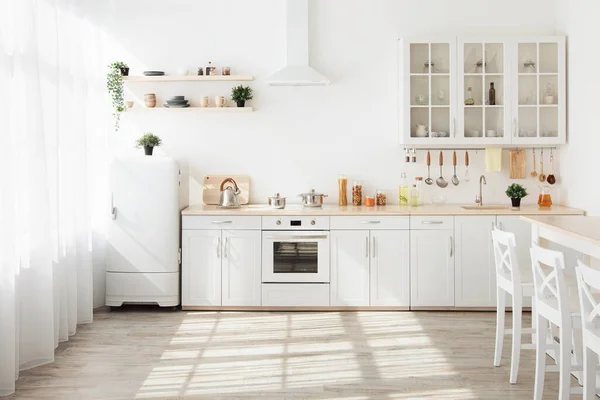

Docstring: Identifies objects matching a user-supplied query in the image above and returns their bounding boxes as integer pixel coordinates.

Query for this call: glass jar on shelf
[352,180,363,206]
[376,190,387,206]
[538,185,554,208]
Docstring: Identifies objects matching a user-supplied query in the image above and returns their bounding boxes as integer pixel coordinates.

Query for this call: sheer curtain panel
[0,0,107,395]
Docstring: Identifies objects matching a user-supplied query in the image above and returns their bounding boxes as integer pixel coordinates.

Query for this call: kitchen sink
[461,205,509,210]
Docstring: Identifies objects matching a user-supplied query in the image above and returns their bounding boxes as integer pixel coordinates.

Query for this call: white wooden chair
[492,227,536,384]
[530,244,583,400]
[575,260,600,399]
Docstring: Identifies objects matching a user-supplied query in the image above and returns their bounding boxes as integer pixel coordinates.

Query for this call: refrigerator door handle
[111,193,117,220]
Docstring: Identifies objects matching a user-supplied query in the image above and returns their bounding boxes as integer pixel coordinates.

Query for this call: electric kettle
[217,178,241,209]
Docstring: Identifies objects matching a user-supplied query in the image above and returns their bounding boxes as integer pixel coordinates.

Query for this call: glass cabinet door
[403,39,456,144]
[513,38,565,144]
[459,40,509,143]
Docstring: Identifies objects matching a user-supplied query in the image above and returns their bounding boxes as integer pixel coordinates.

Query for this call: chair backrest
[530,244,569,314]
[576,260,600,332]
[492,227,523,290]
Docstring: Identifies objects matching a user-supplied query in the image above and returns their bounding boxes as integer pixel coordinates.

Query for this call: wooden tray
[203,175,250,205]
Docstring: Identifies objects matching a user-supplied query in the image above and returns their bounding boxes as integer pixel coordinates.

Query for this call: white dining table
[522,215,600,390]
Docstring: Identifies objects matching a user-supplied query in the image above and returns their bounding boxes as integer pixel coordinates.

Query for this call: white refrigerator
[106,156,180,307]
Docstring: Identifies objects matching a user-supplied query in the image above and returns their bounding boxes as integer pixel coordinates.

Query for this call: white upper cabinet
[400,37,458,146]
[511,37,566,145]
[399,36,565,147]
[458,38,511,145]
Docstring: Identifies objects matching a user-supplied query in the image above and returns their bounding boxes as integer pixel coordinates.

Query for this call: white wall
[555,0,600,216]
[100,0,560,209]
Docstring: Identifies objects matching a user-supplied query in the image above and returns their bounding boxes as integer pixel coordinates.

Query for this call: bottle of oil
[399,173,409,206]
[489,82,496,105]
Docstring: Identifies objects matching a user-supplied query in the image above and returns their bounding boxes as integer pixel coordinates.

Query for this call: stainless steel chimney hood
[267,0,330,86]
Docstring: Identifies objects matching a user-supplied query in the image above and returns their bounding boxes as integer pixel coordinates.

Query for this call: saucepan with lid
[267,193,287,209]
[297,189,328,208]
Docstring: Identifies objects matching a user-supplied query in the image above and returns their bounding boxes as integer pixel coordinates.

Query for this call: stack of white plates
[164,96,189,108]
[143,71,165,76]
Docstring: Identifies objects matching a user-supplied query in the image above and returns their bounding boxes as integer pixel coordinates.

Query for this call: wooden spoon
[464,151,470,182]
[547,149,556,185]
[538,148,546,182]
[530,148,538,178]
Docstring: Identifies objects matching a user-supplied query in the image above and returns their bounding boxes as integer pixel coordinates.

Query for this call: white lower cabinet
[454,216,496,307]
[182,229,222,306]
[330,230,370,306]
[370,230,410,306]
[221,230,261,306]
[330,229,410,307]
[182,223,261,307]
[410,229,454,307]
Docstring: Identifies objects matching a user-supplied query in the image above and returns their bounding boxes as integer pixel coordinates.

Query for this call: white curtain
[0,0,107,395]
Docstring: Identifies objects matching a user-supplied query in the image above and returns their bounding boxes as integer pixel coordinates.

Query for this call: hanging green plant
[107,61,128,131]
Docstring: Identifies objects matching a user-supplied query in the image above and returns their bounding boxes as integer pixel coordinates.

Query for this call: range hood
[267,0,330,86]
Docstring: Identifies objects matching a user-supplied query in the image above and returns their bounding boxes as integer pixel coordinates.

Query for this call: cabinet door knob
[276,219,281,225]
[310,219,316,225]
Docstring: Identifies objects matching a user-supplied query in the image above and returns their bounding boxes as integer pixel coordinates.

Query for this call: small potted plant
[136,133,162,156]
[231,85,253,108]
[107,61,129,131]
[505,183,528,210]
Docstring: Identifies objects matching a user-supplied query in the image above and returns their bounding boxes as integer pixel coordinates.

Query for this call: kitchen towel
[485,148,502,172]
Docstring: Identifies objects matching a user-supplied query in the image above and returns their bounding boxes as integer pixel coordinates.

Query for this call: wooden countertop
[182,204,583,216]
[521,215,600,247]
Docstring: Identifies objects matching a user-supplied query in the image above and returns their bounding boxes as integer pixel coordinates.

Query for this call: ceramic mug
[415,124,429,137]
[472,130,480,137]
[487,129,496,137]
[215,95,227,108]
[200,96,210,108]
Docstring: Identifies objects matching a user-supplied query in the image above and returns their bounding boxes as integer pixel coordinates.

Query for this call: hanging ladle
[436,151,448,188]
[451,151,460,186]
[425,151,434,185]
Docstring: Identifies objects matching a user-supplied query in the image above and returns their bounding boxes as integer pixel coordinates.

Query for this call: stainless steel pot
[297,189,328,208]
[268,193,287,209]
[217,178,241,209]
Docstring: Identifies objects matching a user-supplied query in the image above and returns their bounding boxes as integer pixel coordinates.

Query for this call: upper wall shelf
[123,75,255,82]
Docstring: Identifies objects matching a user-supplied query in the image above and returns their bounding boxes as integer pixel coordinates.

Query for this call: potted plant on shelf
[136,133,162,156]
[505,183,528,210]
[107,61,129,131]
[231,85,253,108]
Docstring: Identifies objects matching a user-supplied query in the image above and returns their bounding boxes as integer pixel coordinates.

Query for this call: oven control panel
[262,216,330,230]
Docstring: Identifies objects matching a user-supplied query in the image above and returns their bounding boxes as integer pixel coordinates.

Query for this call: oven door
[262,231,330,283]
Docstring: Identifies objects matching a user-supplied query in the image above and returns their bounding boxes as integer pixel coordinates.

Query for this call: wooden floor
[7,308,573,399]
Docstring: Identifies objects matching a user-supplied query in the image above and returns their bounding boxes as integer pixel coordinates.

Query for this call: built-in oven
[261,216,330,283]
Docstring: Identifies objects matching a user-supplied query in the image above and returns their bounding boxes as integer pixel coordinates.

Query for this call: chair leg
[583,346,598,400]
[558,324,572,400]
[494,287,506,367]
[533,314,547,400]
[510,294,523,384]
[572,326,584,386]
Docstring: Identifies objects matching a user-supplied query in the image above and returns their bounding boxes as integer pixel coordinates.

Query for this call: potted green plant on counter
[505,183,528,210]
[107,61,129,131]
[136,133,162,156]
[231,85,253,108]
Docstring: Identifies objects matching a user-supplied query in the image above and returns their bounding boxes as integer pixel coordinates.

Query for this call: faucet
[475,175,487,206]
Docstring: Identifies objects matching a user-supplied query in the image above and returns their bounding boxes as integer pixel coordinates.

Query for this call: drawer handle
[361,221,381,224]
[449,236,453,257]
[422,220,444,224]
[212,220,233,224]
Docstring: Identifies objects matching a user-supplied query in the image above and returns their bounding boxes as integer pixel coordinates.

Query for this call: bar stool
[575,260,600,399]
[492,228,536,384]
[530,244,583,400]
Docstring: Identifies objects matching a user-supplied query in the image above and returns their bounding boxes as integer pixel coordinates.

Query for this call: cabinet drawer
[330,216,409,230]
[262,284,330,307]
[182,216,261,230]
[410,216,454,230]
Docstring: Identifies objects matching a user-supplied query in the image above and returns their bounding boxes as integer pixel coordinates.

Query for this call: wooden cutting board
[509,150,526,179]
[203,175,250,205]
